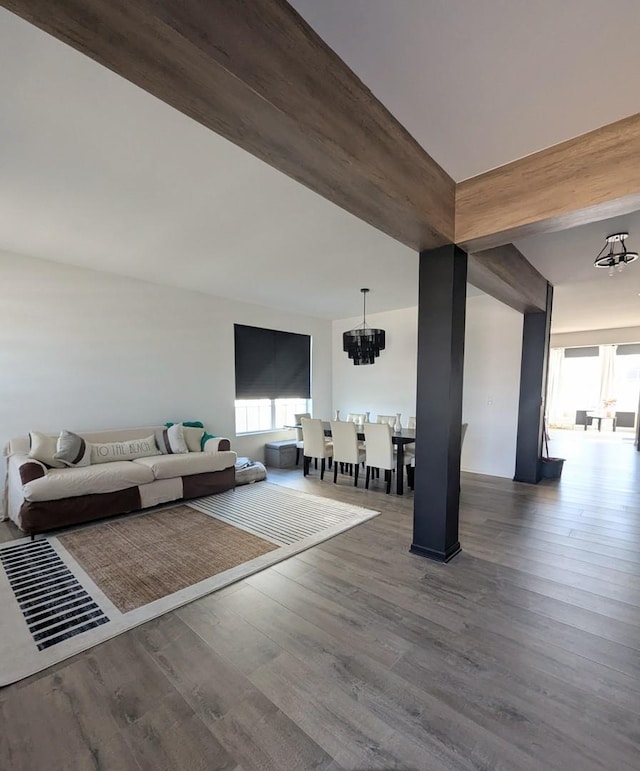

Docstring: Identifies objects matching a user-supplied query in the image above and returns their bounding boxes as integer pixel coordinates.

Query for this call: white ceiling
[2,5,640,335]
[289,0,640,332]
[515,211,640,333]
[0,9,417,321]
[289,0,640,180]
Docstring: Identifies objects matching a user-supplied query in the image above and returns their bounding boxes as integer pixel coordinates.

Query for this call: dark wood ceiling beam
[468,244,548,313]
[1,0,455,250]
[456,113,640,252]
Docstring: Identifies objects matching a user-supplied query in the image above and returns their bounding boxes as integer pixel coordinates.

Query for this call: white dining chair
[404,416,416,468]
[301,418,333,480]
[344,413,367,453]
[364,422,394,494]
[330,420,365,487]
[294,411,310,466]
[376,414,397,426]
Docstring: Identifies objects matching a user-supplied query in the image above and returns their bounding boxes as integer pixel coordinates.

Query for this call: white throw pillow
[91,434,160,465]
[155,423,189,455]
[28,431,65,469]
[183,426,205,452]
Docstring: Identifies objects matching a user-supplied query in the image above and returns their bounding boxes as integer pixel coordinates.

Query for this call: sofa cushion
[91,434,160,464]
[133,451,236,480]
[54,430,91,467]
[28,431,65,469]
[23,461,154,502]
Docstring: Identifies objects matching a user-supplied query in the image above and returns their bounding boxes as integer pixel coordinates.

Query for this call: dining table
[290,422,416,495]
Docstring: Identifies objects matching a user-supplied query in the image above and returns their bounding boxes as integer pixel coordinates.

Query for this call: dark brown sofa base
[19,466,236,536]
[182,467,235,498]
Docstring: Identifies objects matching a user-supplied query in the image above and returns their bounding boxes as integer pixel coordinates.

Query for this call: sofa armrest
[203,437,231,453]
[4,453,47,522]
[10,453,49,485]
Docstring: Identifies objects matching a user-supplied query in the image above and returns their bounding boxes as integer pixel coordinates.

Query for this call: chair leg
[365,466,371,489]
[385,470,391,494]
[320,458,326,480]
[303,456,309,476]
[314,458,318,469]
[296,448,300,465]
[354,463,359,487]
[376,468,380,479]
[328,457,332,469]
[407,464,414,490]
[334,462,338,484]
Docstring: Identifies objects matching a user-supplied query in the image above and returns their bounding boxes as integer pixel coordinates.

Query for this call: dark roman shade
[616,343,640,356]
[564,346,599,358]
[234,324,311,400]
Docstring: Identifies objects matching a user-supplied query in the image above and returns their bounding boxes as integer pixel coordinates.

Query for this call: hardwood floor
[1,436,640,770]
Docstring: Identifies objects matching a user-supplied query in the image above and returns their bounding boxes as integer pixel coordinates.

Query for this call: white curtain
[546,348,565,426]
[598,345,618,409]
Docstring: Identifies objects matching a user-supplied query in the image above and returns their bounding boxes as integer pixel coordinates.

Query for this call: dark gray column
[514,283,553,483]
[411,245,467,563]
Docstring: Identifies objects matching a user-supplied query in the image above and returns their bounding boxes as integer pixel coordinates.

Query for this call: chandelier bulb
[619,262,625,272]
[608,266,614,277]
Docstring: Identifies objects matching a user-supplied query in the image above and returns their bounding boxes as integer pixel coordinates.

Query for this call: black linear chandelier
[343,288,386,366]
[594,232,639,276]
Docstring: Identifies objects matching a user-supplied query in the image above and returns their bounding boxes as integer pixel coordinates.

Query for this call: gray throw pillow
[54,430,91,467]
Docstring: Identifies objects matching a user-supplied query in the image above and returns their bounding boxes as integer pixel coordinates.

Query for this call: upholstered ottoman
[264,440,297,468]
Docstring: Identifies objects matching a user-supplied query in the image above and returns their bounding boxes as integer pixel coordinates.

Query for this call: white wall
[332,293,523,478]
[0,251,332,487]
[332,306,418,422]
[461,295,523,478]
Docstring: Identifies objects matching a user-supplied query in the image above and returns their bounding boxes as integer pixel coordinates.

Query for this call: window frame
[234,397,312,436]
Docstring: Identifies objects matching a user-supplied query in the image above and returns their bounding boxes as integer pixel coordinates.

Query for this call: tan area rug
[59,505,277,612]
[0,482,379,685]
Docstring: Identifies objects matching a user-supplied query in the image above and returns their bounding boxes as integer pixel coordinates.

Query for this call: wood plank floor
[1,432,640,770]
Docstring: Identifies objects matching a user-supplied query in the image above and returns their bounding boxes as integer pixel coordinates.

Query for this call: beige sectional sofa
[3,425,236,535]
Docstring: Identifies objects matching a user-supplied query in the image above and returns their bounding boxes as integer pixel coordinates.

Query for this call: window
[560,354,601,412]
[234,324,311,434]
[234,398,311,434]
[548,344,640,426]
[614,348,640,411]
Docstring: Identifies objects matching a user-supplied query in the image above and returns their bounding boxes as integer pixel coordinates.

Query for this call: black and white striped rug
[0,540,108,652]
[0,482,378,685]
[188,483,372,545]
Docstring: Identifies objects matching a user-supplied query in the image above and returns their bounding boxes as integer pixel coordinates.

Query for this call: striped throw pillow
[155,423,189,455]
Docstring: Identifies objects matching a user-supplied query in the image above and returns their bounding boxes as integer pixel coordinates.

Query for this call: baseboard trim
[410,541,461,563]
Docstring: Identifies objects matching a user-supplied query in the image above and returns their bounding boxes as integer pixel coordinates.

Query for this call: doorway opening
[546,343,640,478]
